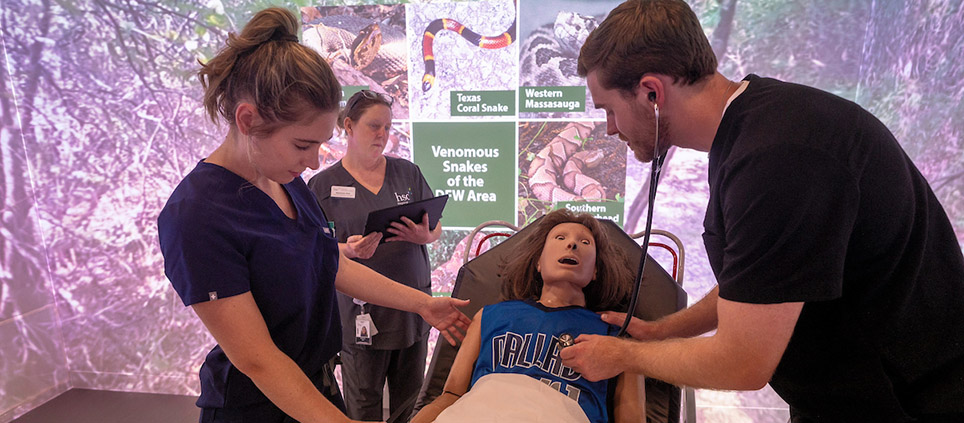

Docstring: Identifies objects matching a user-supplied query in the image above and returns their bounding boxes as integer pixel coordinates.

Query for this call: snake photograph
[408,0,518,119]
[519,2,621,119]
[419,0,517,92]
[301,5,410,119]
[518,121,627,225]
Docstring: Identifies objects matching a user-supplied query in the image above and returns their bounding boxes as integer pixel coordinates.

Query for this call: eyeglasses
[345,89,394,112]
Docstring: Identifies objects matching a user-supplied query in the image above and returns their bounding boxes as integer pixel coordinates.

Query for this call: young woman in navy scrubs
[157,8,469,423]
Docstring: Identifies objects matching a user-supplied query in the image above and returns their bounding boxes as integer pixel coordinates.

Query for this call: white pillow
[434,373,590,423]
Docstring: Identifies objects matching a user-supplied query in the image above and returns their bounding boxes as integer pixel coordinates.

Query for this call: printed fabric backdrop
[1,0,962,421]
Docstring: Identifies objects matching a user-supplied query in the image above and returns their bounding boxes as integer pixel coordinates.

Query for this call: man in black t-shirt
[558,1,964,421]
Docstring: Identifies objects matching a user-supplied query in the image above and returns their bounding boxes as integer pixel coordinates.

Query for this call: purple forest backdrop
[1,0,962,421]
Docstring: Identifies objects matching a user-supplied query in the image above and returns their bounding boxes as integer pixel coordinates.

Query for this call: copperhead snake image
[525,122,606,203]
[518,121,626,224]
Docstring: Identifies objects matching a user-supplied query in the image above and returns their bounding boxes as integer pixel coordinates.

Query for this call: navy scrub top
[158,161,342,409]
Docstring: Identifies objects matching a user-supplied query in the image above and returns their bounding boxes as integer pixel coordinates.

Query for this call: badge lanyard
[353,299,376,345]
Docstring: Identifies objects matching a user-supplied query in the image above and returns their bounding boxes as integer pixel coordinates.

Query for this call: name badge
[355,313,377,345]
[331,186,355,199]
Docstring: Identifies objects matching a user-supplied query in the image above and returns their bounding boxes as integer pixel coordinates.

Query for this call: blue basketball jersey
[471,300,617,423]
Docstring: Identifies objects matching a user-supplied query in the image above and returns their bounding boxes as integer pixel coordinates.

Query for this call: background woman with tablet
[308,90,442,422]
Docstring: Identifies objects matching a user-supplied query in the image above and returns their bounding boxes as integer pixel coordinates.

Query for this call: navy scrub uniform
[308,156,433,421]
[158,161,344,421]
[471,300,617,423]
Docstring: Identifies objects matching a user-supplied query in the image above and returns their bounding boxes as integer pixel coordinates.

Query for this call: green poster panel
[413,122,516,229]
[519,86,586,113]
[555,201,625,226]
[450,90,516,116]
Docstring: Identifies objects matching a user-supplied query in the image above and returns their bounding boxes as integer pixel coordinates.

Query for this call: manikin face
[249,110,338,184]
[587,70,666,163]
[345,104,393,159]
[537,222,598,288]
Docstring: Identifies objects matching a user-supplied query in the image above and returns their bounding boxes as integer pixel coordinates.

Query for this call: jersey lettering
[540,377,582,401]
[517,333,534,367]
[472,301,613,423]
[491,331,582,398]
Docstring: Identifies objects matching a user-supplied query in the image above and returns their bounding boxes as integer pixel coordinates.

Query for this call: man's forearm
[614,334,760,390]
[651,286,719,339]
[624,287,764,390]
[616,294,799,390]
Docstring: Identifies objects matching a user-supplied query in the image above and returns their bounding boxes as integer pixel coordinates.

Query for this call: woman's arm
[334,251,470,345]
[192,293,359,423]
[613,372,646,423]
[411,308,484,423]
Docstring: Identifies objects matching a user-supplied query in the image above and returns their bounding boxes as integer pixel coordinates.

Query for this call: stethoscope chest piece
[558,333,575,349]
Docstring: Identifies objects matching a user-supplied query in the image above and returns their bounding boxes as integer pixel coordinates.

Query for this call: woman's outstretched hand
[420,296,471,346]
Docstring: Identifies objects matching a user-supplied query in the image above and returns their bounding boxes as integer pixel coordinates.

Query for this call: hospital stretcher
[411,217,691,423]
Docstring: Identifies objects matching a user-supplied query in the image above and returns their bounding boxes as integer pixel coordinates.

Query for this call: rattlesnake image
[520,12,597,87]
[519,11,602,118]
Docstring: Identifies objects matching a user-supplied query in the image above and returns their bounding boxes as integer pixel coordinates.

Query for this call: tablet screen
[363,195,449,241]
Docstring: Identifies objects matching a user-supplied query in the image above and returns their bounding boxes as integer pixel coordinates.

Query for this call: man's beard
[627,116,669,163]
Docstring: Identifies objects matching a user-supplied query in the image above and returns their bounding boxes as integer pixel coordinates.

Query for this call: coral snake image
[420,0,517,92]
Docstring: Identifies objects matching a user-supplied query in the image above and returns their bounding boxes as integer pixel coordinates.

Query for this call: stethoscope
[560,98,664,346]
[616,99,664,338]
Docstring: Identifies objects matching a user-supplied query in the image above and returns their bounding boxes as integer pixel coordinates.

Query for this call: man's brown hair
[578,0,717,94]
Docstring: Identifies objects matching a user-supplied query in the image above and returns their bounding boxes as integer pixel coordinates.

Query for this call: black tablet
[363,195,448,241]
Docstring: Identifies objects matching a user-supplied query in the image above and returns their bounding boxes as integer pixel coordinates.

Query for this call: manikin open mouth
[558,257,579,265]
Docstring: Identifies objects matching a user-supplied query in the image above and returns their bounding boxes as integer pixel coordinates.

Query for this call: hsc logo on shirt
[394,190,412,204]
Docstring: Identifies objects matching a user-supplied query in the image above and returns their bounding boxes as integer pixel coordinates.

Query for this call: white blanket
[434,373,590,423]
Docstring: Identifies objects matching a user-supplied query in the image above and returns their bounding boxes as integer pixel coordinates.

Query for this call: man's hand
[419,296,471,346]
[385,213,437,244]
[599,312,663,340]
[560,334,629,382]
[345,232,382,259]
